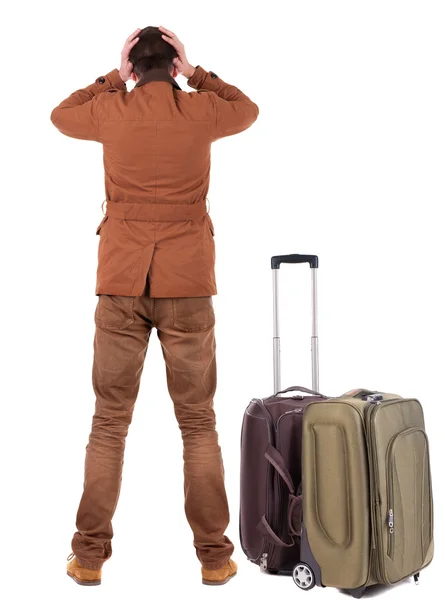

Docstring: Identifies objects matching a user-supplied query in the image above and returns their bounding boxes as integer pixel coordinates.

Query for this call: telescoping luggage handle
[271,254,319,394]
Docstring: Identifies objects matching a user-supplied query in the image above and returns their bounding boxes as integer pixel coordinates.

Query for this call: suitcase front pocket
[385,427,433,577]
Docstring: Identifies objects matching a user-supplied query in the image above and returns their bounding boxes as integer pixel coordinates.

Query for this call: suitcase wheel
[292,563,315,591]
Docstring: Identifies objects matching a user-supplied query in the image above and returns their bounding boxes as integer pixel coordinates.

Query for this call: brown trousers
[71,292,233,570]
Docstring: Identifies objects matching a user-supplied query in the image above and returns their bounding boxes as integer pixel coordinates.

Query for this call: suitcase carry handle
[272,254,319,393]
[275,385,327,398]
[271,254,318,269]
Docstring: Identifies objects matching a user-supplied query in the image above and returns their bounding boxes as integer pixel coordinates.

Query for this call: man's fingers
[161,33,181,52]
[159,26,184,53]
[159,25,175,38]
[127,28,141,42]
[122,35,140,59]
[161,33,174,44]
[127,36,139,49]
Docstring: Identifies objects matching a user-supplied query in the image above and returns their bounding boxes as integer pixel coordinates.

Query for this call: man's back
[52,66,258,207]
[101,81,212,204]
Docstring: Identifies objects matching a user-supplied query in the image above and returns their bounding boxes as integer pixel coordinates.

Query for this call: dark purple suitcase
[240,254,328,573]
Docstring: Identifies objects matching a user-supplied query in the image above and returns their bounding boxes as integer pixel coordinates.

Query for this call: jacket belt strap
[105,200,207,222]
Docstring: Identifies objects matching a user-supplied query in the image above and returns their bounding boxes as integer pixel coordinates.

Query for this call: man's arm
[50,29,140,141]
[50,69,126,141]
[187,66,259,140]
[159,26,259,140]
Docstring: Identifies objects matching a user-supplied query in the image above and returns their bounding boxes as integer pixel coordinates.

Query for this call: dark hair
[129,26,178,76]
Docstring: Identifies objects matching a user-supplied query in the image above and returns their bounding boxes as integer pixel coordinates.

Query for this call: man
[50,26,258,587]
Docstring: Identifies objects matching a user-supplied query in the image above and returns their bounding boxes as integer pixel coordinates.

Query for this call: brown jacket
[50,66,258,297]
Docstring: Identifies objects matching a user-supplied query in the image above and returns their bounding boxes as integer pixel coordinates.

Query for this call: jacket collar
[135,69,181,90]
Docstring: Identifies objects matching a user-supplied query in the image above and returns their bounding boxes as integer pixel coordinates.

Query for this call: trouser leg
[72,295,152,569]
[155,297,234,569]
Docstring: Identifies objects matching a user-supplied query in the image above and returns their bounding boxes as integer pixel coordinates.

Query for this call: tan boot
[202,559,237,586]
[66,554,102,586]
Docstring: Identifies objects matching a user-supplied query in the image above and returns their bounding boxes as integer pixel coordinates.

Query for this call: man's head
[129,26,178,81]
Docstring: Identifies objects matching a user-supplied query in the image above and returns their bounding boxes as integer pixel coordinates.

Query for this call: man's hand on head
[159,26,196,79]
[119,28,141,82]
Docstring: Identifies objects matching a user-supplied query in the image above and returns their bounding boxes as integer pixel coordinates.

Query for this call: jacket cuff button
[97,77,106,84]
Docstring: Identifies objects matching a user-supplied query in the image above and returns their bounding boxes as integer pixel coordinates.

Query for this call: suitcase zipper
[386,430,399,561]
[275,407,304,430]
[385,426,431,563]
[387,509,395,559]
[260,553,268,571]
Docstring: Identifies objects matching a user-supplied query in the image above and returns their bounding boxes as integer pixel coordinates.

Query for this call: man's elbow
[244,101,259,129]
[50,106,62,130]
[50,107,74,138]
[251,101,260,122]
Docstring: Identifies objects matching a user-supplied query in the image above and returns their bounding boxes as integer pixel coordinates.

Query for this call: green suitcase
[294,389,434,597]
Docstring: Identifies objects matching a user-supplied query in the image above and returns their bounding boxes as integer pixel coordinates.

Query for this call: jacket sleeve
[187,66,259,141]
[50,69,126,141]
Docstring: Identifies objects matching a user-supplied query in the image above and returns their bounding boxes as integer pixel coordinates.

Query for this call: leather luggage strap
[256,444,302,548]
[105,200,207,222]
[265,444,295,494]
[257,515,295,548]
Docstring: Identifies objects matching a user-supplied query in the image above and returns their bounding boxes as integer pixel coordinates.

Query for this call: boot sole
[202,572,237,586]
[67,572,101,586]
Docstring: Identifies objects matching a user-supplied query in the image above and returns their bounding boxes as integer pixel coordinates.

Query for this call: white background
[1,1,444,598]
